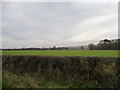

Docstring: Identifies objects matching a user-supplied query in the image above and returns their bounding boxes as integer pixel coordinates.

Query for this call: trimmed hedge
[2,55,120,88]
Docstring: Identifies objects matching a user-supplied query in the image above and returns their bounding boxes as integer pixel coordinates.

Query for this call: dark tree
[88,43,95,50]
[81,46,84,50]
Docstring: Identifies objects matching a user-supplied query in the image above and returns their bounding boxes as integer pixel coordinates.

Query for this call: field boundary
[2,55,120,88]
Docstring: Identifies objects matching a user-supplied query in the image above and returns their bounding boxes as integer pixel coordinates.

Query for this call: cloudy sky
[2,2,118,48]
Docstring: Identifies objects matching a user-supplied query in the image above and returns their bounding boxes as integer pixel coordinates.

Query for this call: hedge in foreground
[2,55,120,88]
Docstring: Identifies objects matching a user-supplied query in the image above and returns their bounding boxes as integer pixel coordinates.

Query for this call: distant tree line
[88,39,120,50]
[1,39,119,50]
[1,46,69,50]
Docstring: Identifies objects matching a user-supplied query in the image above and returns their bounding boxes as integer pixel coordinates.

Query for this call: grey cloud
[2,2,118,48]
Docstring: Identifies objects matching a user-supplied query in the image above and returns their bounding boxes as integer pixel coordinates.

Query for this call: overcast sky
[2,2,118,48]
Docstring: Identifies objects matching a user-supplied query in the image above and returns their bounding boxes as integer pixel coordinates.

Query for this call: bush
[2,55,120,88]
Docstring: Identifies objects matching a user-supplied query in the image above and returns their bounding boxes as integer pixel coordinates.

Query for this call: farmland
[2,50,119,57]
[2,50,120,88]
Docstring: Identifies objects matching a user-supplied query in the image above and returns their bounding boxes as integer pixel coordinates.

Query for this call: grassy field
[2,50,119,57]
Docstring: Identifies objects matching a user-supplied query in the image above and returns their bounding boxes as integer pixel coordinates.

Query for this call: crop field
[2,50,119,57]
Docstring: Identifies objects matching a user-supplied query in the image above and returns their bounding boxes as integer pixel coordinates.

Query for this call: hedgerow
[2,55,120,88]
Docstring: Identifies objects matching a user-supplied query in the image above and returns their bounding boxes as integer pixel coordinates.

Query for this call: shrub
[2,55,120,88]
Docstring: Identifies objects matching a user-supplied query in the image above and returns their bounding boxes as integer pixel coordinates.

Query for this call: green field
[2,50,119,57]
